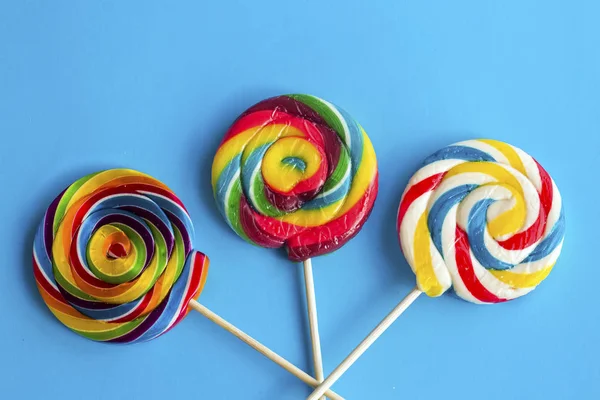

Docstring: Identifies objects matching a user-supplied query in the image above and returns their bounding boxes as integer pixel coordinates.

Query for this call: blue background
[0,1,597,399]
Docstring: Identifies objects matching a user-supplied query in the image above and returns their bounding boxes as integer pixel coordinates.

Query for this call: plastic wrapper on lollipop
[212,94,379,261]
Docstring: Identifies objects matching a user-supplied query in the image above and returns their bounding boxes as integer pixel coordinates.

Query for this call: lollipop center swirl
[87,224,138,284]
[262,136,325,194]
[106,235,130,259]
[281,157,307,173]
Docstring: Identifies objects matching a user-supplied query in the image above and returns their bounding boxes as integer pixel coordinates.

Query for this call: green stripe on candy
[250,168,286,218]
[53,172,100,234]
[170,227,186,282]
[288,94,348,145]
[144,223,169,290]
[57,222,169,304]
[225,180,251,242]
[85,224,147,285]
[322,146,351,193]
[53,262,97,301]
[77,316,146,341]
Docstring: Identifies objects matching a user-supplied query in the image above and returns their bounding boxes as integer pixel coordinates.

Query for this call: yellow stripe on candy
[484,182,526,238]
[444,162,526,238]
[53,214,164,304]
[143,241,182,312]
[39,288,82,318]
[478,139,527,176]
[83,246,161,304]
[414,212,444,297]
[65,169,167,211]
[262,137,322,193]
[242,124,305,164]
[40,289,119,333]
[52,308,118,333]
[277,128,378,227]
[490,264,554,288]
[211,124,305,189]
[87,226,136,279]
[337,128,378,216]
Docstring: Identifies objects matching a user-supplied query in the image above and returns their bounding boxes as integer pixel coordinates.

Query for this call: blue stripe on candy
[144,192,195,245]
[33,219,55,285]
[92,194,173,248]
[93,193,170,223]
[522,207,566,263]
[134,250,196,342]
[282,157,307,172]
[215,154,242,222]
[428,184,478,256]
[241,143,270,200]
[468,199,515,270]
[76,209,153,276]
[423,145,496,166]
[71,297,145,321]
[338,107,364,178]
[303,168,351,210]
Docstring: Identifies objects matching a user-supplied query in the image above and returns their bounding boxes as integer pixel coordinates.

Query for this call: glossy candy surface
[33,169,209,343]
[397,140,565,303]
[212,94,378,261]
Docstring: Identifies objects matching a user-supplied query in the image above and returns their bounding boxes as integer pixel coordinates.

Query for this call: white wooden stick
[303,258,325,400]
[306,287,422,400]
[188,300,344,400]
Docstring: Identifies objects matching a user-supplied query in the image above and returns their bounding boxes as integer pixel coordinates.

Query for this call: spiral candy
[33,169,209,343]
[212,94,378,261]
[397,140,565,303]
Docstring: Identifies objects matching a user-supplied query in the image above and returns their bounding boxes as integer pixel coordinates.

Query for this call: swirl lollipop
[212,94,379,392]
[33,169,344,399]
[308,139,565,399]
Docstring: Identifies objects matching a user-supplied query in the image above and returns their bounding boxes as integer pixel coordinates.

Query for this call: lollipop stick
[303,258,325,400]
[306,287,422,400]
[188,300,344,400]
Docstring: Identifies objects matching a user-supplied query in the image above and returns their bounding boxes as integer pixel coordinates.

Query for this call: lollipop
[308,139,565,399]
[33,169,344,399]
[212,94,379,392]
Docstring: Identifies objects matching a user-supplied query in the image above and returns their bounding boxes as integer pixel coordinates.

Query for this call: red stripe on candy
[221,109,326,146]
[498,160,553,250]
[33,255,66,304]
[240,195,293,248]
[397,172,446,237]
[172,251,209,327]
[111,290,154,323]
[455,227,505,303]
[69,228,115,289]
[286,174,379,261]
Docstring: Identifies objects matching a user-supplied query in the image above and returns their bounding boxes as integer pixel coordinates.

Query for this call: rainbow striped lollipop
[308,139,565,399]
[212,94,378,394]
[33,169,344,399]
[33,169,209,342]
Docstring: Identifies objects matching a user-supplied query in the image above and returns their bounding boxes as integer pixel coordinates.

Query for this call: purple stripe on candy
[58,284,115,310]
[264,186,304,212]
[108,292,170,343]
[320,124,342,178]
[263,185,321,213]
[241,96,342,181]
[241,95,328,127]
[164,210,192,256]
[43,189,66,262]
[96,213,155,271]
[119,205,174,259]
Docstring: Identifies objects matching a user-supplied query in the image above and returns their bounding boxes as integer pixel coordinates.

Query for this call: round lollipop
[33,169,344,399]
[308,139,565,399]
[212,94,379,392]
